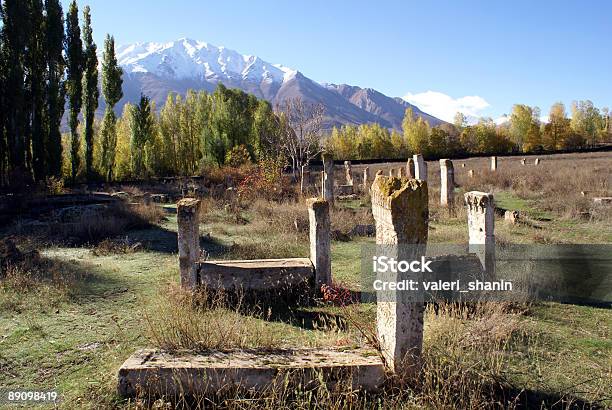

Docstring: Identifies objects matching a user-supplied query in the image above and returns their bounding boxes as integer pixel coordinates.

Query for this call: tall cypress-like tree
[81,5,98,180]
[0,2,6,184]
[26,0,46,181]
[100,34,123,181]
[44,0,65,178]
[64,0,83,181]
[1,0,31,183]
[129,94,153,178]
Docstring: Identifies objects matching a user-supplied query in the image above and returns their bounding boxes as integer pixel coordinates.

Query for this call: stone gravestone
[371,176,428,376]
[362,167,370,192]
[468,169,474,178]
[344,161,353,186]
[465,191,495,273]
[439,159,454,207]
[177,198,201,289]
[534,158,540,165]
[300,164,310,195]
[413,154,427,182]
[490,156,497,171]
[406,158,415,178]
[307,198,331,289]
[520,158,526,165]
[322,154,335,206]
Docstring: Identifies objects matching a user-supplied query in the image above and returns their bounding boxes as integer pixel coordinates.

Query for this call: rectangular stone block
[118,348,385,398]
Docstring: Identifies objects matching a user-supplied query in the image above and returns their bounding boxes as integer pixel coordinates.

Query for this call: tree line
[0,0,125,187]
[327,102,611,160]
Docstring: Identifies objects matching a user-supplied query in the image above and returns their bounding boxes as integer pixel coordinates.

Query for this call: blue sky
[61,0,611,122]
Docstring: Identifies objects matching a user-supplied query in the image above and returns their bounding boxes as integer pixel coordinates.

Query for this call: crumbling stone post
[439,159,454,207]
[308,198,331,289]
[464,191,495,273]
[398,167,404,177]
[413,154,427,181]
[520,158,526,165]
[322,154,335,206]
[468,169,474,178]
[362,167,370,191]
[300,164,310,195]
[406,158,415,178]
[534,158,540,165]
[344,161,353,186]
[371,176,428,375]
[388,168,394,177]
[490,156,497,171]
[177,198,201,289]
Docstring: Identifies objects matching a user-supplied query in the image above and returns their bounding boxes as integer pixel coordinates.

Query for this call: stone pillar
[177,198,201,289]
[406,158,415,178]
[398,167,404,178]
[534,158,540,165]
[520,158,526,165]
[322,154,335,206]
[362,167,370,192]
[439,159,454,207]
[464,191,495,273]
[461,163,466,168]
[376,169,384,177]
[300,164,310,195]
[344,161,353,186]
[308,199,331,289]
[468,169,474,178]
[371,176,428,375]
[413,154,427,181]
[490,156,497,171]
[388,168,394,177]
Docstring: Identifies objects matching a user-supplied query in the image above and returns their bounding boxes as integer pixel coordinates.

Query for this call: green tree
[403,108,430,155]
[64,0,83,180]
[1,0,31,183]
[44,0,65,178]
[99,34,123,181]
[510,104,540,151]
[81,5,98,180]
[570,100,602,147]
[26,0,46,181]
[129,94,154,178]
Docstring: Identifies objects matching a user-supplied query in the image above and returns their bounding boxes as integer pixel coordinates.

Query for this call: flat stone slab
[118,348,385,398]
[593,197,612,205]
[198,258,314,291]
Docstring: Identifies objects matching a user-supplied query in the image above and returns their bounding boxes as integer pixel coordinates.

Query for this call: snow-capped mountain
[111,38,444,129]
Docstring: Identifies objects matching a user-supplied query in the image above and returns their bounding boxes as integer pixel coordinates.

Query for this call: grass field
[0,151,610,408]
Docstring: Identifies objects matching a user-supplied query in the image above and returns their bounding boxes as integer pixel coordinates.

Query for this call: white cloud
[402,90,490,123]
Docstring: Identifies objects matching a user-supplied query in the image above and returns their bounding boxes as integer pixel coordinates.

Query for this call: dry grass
[145,284,280,351]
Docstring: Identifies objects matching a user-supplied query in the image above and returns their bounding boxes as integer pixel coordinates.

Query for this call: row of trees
[327,101,612,160]
[82,86,323,181]
[0,0,123,186]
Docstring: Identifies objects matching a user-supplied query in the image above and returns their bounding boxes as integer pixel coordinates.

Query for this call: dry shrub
[145,284,279,351]
[249,199,309,237]
[91,237,143,256]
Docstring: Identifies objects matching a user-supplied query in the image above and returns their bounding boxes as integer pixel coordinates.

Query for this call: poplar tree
[64,0,83,181]
[81,5,98,180]
[26,0,46,181]
[44,0,65,178]
[129,94,153,178]
[100,34,123,181]
[1,0,31,182]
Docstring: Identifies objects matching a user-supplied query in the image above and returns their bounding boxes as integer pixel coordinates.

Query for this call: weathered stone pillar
[534,158,540,165]
[371,176,428,375]
[362,167,370,191]
[406,158,415,178]
[520,158,526,165]
[322,154,335,206]
[300,164,310,195]
[307,198,331,289]
[439,159,454,207]
[177,198,201,289]
[490,156,497,171]
[413,154,427,181]
[388,168,394,177]
[468,169,474,178]
[398,167,404,177]
[464,191,495,273]
[344,161,353,186]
